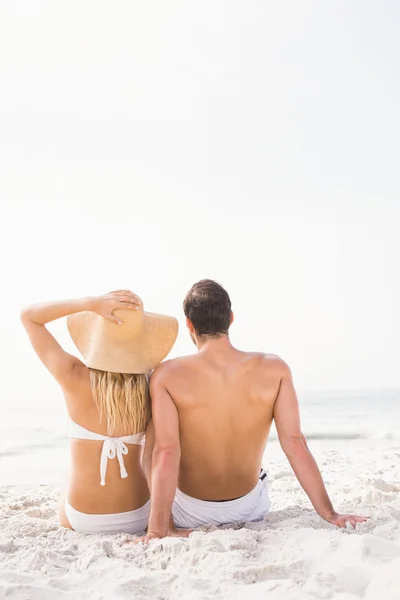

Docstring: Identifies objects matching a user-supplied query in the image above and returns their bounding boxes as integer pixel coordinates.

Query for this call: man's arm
[145,365,181,539]
[273,361,367,528]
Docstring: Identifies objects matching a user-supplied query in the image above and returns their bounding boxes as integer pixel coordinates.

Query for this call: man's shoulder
[252,352,291,375]
[151,355,195,379]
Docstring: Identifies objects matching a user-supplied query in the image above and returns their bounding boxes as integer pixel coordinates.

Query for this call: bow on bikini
[100,438,129,486]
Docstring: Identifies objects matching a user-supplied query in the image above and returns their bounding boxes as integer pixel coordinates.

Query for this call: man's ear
[186,317,195,332]
[230,311,234,327]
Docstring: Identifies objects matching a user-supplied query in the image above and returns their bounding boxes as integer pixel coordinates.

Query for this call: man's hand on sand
[133,527,193,544]
[324,512,369,529]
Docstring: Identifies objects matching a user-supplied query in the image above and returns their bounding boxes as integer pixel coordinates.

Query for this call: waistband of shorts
[175,472,268,509]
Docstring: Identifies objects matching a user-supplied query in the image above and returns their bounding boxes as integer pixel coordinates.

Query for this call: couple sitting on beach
[21,279,366,539]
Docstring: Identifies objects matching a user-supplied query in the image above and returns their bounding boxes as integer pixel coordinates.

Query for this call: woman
[20,290,178,534]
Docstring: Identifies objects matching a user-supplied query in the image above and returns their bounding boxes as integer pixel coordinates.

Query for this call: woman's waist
[67,469,149,514]
[67,449,149,512]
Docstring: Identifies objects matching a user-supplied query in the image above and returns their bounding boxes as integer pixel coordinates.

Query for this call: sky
[0,0,399,402]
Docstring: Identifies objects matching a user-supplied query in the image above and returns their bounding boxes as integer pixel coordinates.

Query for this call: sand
[1,442,399,600]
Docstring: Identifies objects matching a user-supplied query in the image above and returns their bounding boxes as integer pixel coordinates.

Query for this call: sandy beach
[1,441,399,600]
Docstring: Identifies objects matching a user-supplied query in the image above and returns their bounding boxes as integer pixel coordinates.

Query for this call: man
[141,280,366,541]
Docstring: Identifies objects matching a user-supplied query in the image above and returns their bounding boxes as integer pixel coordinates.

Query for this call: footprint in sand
[25,507,55,519]
[370,479,400,493]
[233,563,290,584]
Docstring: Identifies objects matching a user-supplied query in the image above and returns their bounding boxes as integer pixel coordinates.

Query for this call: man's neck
[195,334,234,353]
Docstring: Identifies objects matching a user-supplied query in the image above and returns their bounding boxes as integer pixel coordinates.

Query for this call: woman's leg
[59,476,73,530]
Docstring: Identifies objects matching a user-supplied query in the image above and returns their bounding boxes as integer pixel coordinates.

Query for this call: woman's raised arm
[20,291,140,387]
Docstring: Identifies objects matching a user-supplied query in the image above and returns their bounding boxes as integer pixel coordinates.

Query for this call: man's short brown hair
[183,279,232,336]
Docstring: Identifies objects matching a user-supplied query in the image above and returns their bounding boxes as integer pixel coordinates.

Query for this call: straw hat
[67,303,178,374]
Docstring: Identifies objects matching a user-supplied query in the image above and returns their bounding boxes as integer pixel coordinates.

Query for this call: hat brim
[67,310,178,374]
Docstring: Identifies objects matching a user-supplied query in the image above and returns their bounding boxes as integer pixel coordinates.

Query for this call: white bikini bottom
[65,500,150,535]
[172,470,270,529]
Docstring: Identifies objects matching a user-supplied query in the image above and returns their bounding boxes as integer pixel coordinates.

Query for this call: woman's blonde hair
[89,369,151,435]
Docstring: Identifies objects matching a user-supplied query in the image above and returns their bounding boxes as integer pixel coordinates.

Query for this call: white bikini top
[67,419,145,487]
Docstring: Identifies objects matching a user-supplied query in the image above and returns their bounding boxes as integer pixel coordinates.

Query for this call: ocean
[1,388,399,486]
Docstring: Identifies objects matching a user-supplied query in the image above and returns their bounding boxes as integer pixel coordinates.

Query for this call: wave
[305,432,363,440]
[0,435,67,458]
[269,429,399,442]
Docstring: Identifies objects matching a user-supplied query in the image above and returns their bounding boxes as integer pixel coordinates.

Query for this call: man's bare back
[155,346,283,501]
[139,280,367,542]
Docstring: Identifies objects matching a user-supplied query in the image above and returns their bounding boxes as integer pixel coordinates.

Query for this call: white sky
[0,0,399,399]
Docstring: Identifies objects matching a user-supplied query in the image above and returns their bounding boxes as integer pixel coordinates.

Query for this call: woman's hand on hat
[90,290,141,324]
